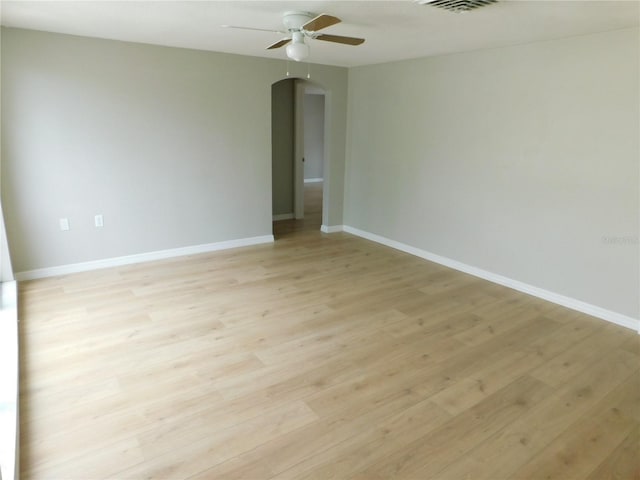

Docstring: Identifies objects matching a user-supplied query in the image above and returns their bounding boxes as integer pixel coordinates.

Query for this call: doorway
[301,87,325,229]
[271,79,326,238]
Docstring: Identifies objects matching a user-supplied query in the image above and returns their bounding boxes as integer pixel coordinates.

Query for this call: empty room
[0,1,638,479]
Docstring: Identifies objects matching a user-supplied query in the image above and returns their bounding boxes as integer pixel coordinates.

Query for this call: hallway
[273,182,322,238]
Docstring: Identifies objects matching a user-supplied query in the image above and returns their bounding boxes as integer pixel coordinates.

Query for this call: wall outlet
[94,214,104,228]
[59,218,70,231]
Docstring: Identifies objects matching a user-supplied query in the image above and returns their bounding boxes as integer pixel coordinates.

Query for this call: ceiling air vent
[416,0,498,13]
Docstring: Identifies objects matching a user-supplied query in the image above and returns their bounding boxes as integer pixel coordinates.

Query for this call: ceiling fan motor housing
[283,12,313,31]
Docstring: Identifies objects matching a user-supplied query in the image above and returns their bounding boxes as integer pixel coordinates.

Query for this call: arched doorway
[271,78,327,238]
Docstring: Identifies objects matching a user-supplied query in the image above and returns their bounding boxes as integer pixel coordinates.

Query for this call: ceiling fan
[222,11,365,62]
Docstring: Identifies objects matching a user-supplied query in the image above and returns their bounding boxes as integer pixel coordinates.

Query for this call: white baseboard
[273,213,294,221]
[321,225,344,234]
[304,178,323,184]
[15,235,275,281]
[343,225,639,332]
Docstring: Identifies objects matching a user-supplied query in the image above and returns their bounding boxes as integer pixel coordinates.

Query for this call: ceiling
[1,1,638,67]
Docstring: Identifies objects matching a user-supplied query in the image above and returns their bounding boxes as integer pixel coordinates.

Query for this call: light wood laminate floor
[19,220,639,479]
[273,181,323,238]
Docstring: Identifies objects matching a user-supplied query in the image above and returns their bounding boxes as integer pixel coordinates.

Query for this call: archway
[271,77,328,237]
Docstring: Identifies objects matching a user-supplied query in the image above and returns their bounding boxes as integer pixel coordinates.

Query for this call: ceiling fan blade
[266,38,291,50]
[315,33,365,46]
[302,14,341,32]
[221,25,285,34]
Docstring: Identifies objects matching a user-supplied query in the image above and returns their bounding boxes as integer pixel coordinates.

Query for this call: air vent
[417,0,498,13]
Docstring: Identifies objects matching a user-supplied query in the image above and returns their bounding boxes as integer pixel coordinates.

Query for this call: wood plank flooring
[18,201,640,479]
[273,181,323,237]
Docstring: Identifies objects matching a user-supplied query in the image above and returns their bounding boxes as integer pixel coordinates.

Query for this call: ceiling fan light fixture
[286,33,309,61]
[228,12,364,62]
[286,42,309,61]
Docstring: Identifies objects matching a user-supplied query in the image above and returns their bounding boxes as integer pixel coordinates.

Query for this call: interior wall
[303,93,325,180]
[345,28,640,320]
[271,79,295,216]
[0,27,12,283]
[0,213,12,282]
[1,28,348,272]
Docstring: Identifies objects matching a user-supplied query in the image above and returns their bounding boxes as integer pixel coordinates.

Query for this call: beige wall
[0,27,12,283]
[2,26,637,321]
[1,28,348,272]
[345,28,640,319]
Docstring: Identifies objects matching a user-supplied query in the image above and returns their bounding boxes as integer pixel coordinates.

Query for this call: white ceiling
[1,1,638,67]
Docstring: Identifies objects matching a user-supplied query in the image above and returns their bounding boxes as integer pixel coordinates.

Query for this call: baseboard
[343,225,639,332]
[273,213,294,221]
[15,235,275,281]
[304,178,323,184]
[321,225,344,234]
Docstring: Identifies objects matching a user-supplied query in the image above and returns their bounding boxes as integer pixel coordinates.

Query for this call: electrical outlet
[59,218,70,231]
[94,214,104,228]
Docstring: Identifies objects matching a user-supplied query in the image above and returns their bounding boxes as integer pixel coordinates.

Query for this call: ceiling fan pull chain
[286,58,290,77]
[307,61,311,79]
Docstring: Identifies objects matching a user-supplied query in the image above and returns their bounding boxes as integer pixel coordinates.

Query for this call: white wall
[0,214,12,282]
[0,27,13,283]
[345,28,639,320]
[304,93,325,180]
[1,28,348,273]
